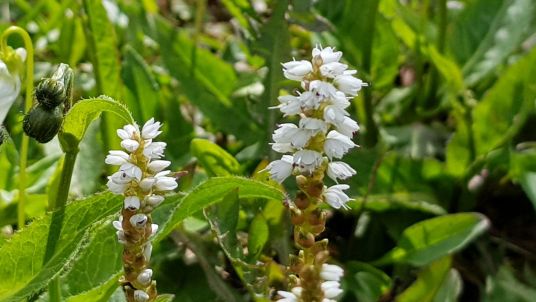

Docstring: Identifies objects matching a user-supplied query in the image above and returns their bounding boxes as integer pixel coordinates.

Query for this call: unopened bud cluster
[106,118,178,302]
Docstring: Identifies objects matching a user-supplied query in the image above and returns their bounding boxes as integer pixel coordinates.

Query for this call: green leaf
[374,213,489,266]
[60,96,133,151]
[462,0,535,86]
[205,189,243,259]
[346,262,392,302]
[154,294,175,302]
[433,269,462,302]
[60,220,122,300]
[0,192,122,302]
[427,46,464,93]
[396,256,453,302]
[157,176,284,242]
[191,138,241,177]
[247,214,269,260]
[519,172,536,212]
[154,17,260,142]
[121,45,160,122]
[484,264,536,302]
[348,193,446,216]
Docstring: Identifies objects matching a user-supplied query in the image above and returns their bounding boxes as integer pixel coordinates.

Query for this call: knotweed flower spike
[0,46,26,125]
[106,118,177,302]
[268,45,367,301]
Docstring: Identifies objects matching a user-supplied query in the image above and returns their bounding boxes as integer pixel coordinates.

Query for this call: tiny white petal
[139,177,156,192]
[133,290,149,302]
[129,214,148,228]
[324,185,351,209]
[319,62,347,78]
[105,150,130,165]
[141,117,162,139]
[321,264,344,281]
[137,269,153,285]
[151,223,159,236]
[335,116,360,137]
[312,46,342,64]
[266,155,294,183]
[148,160,171,173]
[282,60,312,81]
[327,161,356,182]
[293,150,323,174]
[334,74,367,96]
[155,176,178,191]
[324,130,356,159]
[143,243,152,261]
[121,139,140,152]
[143,141,166,159]
[124,196,141,210]
[146,195,165,207]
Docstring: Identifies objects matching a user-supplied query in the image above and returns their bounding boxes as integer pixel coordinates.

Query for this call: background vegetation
[1,0,536,301]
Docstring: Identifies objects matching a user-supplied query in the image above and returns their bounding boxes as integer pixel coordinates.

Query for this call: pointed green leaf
[60,96,134,151]
[396,256,453,302]
[0,192,122,302]
[157,177,284,241]
[191,138,241,176]
[375,213,489,266]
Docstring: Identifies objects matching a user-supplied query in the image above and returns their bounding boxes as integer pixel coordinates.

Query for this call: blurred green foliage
[1,0,536,301]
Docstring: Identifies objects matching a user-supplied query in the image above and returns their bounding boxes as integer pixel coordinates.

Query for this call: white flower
[294,150,323,174]
[133,289,149,302]
[276,287,303,302]
[271,142,295,153]
[154,171,178,191]
[335,117,359,137]
[334,73,367,96]
[319,62,347,78]
[139,177,156,192]
[141,117,162,139]
[130,213,148,228]
[146,195,164,207]
[273,94,302,116]
[323,104,349,125]
[323,185,351,209]
[324,131,356,159]
[321,264,344,281]
[143,141,166,159]
[309,80,338,101]
[117,124,139,140]
[148,160,171,173]
[266,155,294,183]
[151,223,158,236]
[0,52,24,124]
[312,46,342,64]
[273,123,299,144]
[143,242,152,261]
[124,196,140,210]
[121,139,140,152]
[322,281,343,299]
[327,162,356,182]
[282,60,312,81]
[137,269,153,286]
[105,150,130,165]
[107,177,128,194]
[119,162,143,181]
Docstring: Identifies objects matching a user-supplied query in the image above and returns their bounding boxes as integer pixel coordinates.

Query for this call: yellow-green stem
[1,26,34,228]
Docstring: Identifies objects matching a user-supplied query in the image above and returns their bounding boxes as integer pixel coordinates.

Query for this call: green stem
[48,278,62,302]
[46,151,77,302]
[191,0,206,77]
[51,151,78,210]
[1,26,34,228]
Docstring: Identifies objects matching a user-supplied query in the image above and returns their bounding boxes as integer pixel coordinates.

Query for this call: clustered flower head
[106,118,177,302]
[266,46,367,210]
[276,263,344,302]
[0,46,26,124]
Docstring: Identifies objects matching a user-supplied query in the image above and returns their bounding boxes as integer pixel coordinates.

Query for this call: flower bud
[133,290,149,302]
[23,104,63,143]
[35,63,74,110]
[129,214,148,229]
[136,269,153,285]
[296,231,315,248]
[294,192,309,210]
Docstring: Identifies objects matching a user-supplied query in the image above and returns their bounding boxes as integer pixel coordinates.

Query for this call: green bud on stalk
[23,104,63,143]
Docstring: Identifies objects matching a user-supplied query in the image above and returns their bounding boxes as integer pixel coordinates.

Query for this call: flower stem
[1,26,34,228]
[51,151,78,210]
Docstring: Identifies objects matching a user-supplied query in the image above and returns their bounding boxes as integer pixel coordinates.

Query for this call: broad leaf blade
[375,213,489,266]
